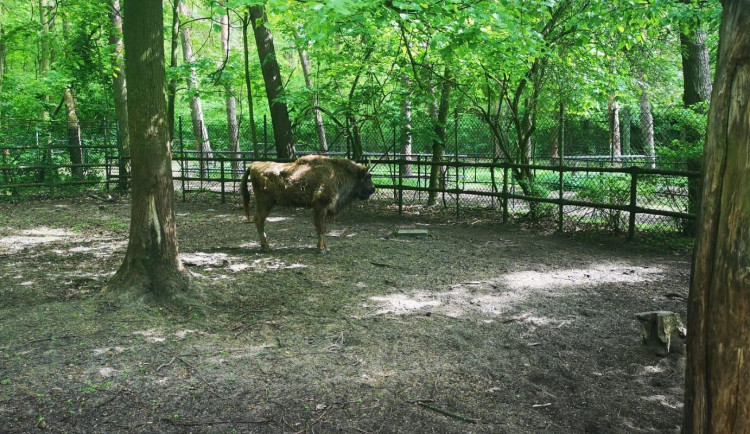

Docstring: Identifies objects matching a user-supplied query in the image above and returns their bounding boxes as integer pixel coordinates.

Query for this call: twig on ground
[415,401,478,423]
[295,410,327,434]
[166,419,269,427]
[156,356,177,372]
[25,334,78,345]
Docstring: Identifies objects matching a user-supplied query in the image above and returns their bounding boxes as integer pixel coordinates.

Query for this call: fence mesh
[0,106,702,238]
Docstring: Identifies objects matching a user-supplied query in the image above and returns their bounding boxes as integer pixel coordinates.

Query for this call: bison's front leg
[254,200,273,252]
[312,206,329,253]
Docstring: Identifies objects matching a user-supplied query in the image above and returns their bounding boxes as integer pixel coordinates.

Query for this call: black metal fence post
[628,167,638,239]
[502,165,509,223]
[220,158,226,204]
[398,158,403,215]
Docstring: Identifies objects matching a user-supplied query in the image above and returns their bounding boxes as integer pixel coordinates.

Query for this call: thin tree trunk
[621,107,631,155]
[110,0,189,300]
[427,66,451,206]
[400,74,413,176]
[220,12,240,176]
[63,87,84,179]
[639,83,655,169]
[109,0,129,190]
[680,8,713,237]
[296,35,327,152]
[241,13,259,158]
[683,2,750,431]
[37,0,52,182]
[249,5,294,159]
[608,96,621,166]
[680,28,713,108]
[177,0,212,177]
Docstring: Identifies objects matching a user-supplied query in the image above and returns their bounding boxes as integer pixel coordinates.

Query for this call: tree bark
[37,0,53,182]
[427,66,451,206]
[297,35,328,152]
[110,0,189,301]
[241,12,259,158]
[249,5,294,159]
[62,87,84,179]
[220,12,240,176]
[109,0,130,190]
[639,82,656,169]
[177,0,212,176]
[683,1,750,432]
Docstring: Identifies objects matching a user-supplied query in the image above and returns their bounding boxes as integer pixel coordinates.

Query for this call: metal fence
[0,113,701,237]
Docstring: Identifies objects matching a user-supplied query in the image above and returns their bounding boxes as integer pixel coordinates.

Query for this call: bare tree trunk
[241,13,259,158]
[62,87,84,179]
[109,0,129,190]
[37,0,52,182]
[621,107,631,155]
[427,66,451,206]
[400,73,413,176]
[249,5,294,159]
[680,7,713,237]
[680,28,713,108]
[177,0,212,177]
[167,0,179,143]
[639,83,655,169]
[296,36,327,152]
[608,96,621,166]
[110,0,189,301]
[220,13,240,176]
[683,2,750,431]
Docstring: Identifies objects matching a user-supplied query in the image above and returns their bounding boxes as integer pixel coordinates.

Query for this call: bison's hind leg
[312,206,330,253]
[254,200,273,252]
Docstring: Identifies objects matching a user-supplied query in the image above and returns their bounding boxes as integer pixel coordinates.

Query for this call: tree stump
[635,311,687,356]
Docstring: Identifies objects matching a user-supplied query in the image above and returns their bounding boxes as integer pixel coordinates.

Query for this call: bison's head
[354,167,376,200]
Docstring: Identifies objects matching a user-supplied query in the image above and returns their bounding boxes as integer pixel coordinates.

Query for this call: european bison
[240,155,376,252]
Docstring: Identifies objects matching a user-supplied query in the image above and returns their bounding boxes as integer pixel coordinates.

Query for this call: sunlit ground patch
[368,263,665,318]
[0,227,73,254]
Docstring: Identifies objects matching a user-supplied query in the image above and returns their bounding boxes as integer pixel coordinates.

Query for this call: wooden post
[628,167,638,240]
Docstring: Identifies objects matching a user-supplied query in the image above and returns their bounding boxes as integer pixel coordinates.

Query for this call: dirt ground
[0,194,692,433]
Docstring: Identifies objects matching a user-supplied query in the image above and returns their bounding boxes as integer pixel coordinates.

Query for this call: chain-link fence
[0,108,702,237]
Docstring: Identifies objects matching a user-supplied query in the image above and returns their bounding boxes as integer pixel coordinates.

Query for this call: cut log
[635,311,687,355]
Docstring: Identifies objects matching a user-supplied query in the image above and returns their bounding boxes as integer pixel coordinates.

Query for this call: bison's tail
[239,166,253,222]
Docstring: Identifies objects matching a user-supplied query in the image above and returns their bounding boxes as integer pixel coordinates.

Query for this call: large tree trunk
[639,83,656,169]
[178,0,212,177]
[109,0,130,190]
[297,36,328,152]
[427,66,451,206]
[241,12,259,158]
[683,2,750,432]
[249,5,294,159]
[220,13,240,176]
[63,87,84,179]
[110,0,189,300]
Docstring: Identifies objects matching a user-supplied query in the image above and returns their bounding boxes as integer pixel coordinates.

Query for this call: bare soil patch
[0,196,691,433]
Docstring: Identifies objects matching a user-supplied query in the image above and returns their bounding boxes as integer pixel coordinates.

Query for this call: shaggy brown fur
[240,155,376,252]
